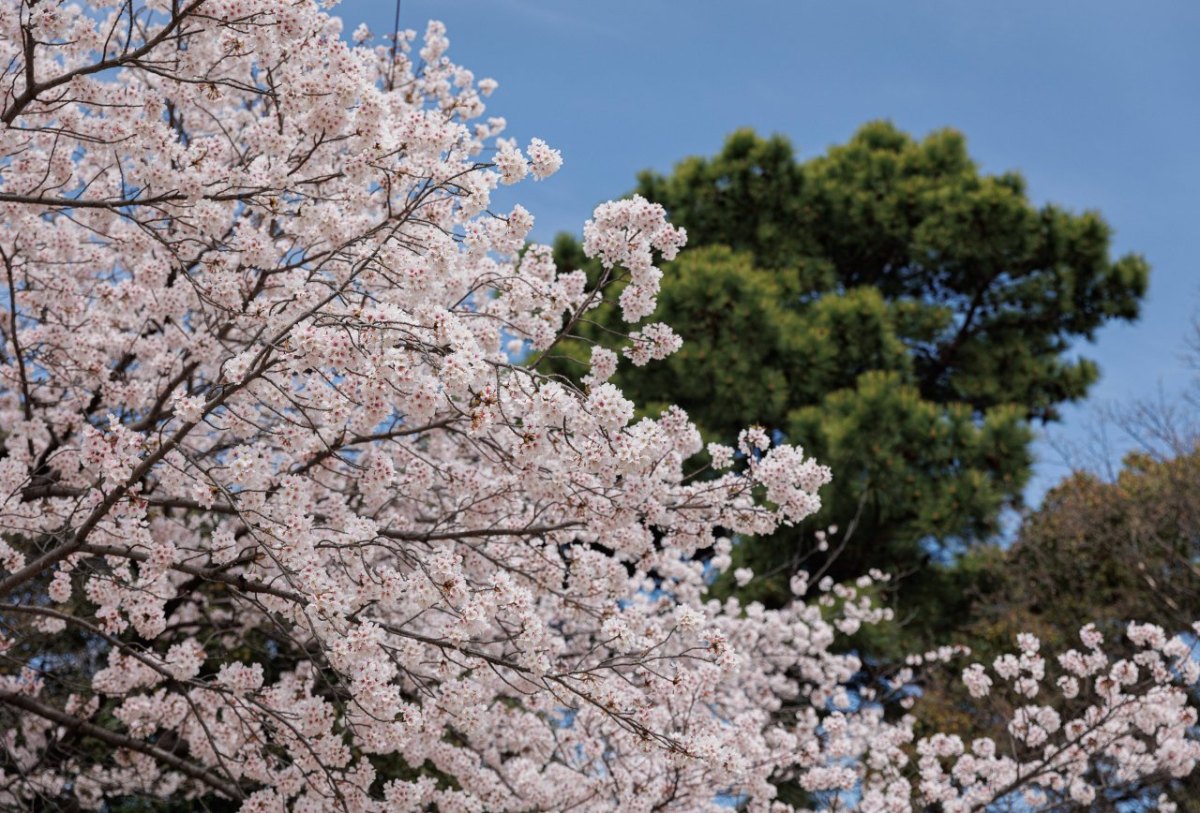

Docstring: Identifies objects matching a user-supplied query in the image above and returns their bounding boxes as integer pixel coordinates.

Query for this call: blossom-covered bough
[0,1,1196,810]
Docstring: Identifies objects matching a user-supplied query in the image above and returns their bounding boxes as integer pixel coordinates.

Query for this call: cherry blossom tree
[0,1,1196,810]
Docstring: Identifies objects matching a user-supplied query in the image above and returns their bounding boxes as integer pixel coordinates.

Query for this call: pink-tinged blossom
[708,442,735,470]
[738,425,772,454]
[583,345,618,388]
[624,322,683,366]
[216,662,264,696]
[526,137,563,179]
[962,664,992,698]
[493,138,528,184]
[585,382,634,430]
[1081,622,1104,649]
[582,196,686,322]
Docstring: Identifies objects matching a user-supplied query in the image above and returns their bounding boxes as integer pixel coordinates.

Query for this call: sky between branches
[340,0,1200,510]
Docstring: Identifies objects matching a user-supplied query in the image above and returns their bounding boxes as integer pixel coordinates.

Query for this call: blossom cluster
[906,624,1200,812]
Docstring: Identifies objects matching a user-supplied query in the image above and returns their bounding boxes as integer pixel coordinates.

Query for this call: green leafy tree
[551,122,1148,631]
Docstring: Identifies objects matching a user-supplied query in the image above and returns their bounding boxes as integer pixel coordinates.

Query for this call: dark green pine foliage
[550,122,1148,643]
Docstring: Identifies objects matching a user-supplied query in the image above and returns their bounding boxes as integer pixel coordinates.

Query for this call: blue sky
[339,0,1200,508]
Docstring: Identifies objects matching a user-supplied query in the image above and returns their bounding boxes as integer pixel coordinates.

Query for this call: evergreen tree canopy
[552,122,1149,607]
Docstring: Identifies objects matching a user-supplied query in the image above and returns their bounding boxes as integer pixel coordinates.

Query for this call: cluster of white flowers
[583,196,687,322]
[624,322,683,366]
[917,624,1200,811]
